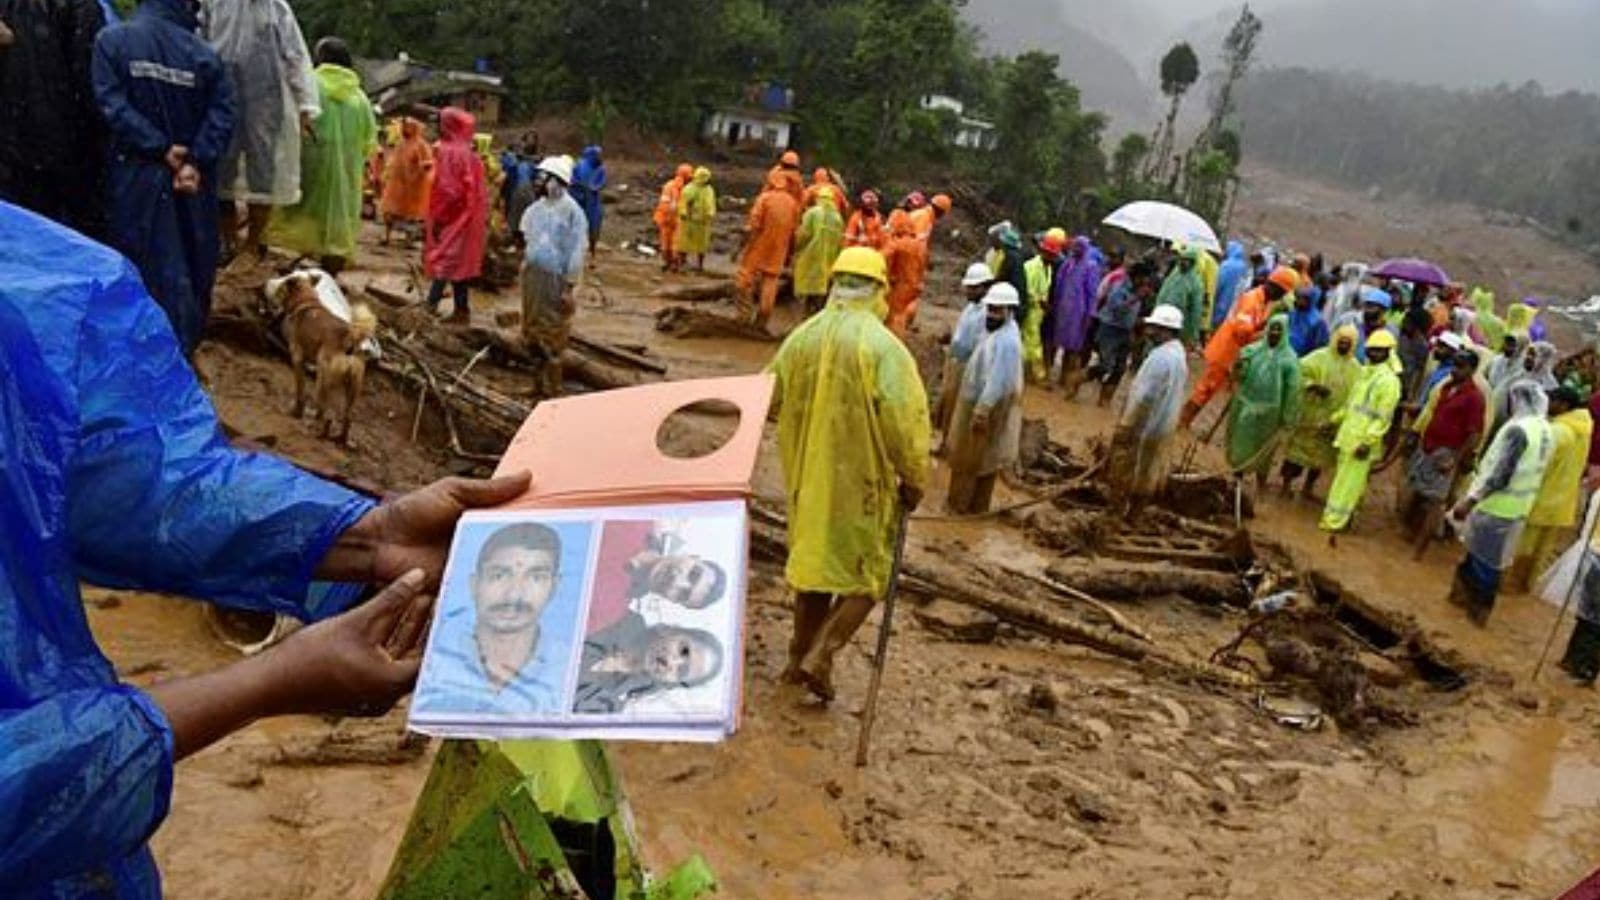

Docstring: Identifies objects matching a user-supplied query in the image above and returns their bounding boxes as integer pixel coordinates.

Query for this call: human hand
[898,482,924,513]
[165,144,189,172]
[262,568,434,718]
[317,472,532,589]
[173,163,201,195]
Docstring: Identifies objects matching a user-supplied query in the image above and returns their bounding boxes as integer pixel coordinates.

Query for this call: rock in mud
[913,600,1000,643]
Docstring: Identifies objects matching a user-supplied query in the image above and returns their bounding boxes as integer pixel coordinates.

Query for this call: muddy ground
[87,153,1600,899]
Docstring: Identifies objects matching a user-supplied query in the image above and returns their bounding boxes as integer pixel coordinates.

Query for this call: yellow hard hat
[832,247,888,285]
[1366,329,1398,351]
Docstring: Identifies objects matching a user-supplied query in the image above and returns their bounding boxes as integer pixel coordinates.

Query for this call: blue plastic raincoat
[1211,241,1249,329]
[570,144,606,238]
[949,319,1025,477]
[0,202,375,898]
[92,0,234,354]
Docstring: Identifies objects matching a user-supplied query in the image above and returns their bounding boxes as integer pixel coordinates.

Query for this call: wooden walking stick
[855,509,912,768]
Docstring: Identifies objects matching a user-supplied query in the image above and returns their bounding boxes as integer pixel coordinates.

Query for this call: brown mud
[82,154,1600,899]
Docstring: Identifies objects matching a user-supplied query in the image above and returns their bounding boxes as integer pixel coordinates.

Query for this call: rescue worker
[1022,232,1062,382]
[93,0,235,355]
[1320,330,1404,541]
[1180,267,1297,430]
[802,167,848,217]
[517,155,589,397]
[1155,245,1206,347]
[883,212,924,335]
[0,200,529,899]
[570,145,606,259]
[263,38,376,274]
[652,163,693,272]
[423,106,488,324]
[675,166,716,273]
[768,149,805,206]
[1194,244,1219,330]
[379,117,433,246]
[1108,305,1188,517]
[936,262,995,446]
[768,247,931,703]
[792,186,844,315]
[1510,386,1593,591]
[1449,381,1553,624]
[1051,236,1102,394]
[203,0,317,263]
[1225,314,1302,491]
[844,189,886,250]
[945,283,1025,515]
[1280,324,1361,499]
[737,169,800,329]
[0,0,107,236]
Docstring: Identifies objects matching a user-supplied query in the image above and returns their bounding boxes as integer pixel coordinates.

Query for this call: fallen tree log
[1047,562,1246,607]
[569,334,668,374]
[651,280,736,303]
[655,306,779,342]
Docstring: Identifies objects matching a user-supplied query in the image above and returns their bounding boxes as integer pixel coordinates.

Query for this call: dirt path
[84,155,1600,899]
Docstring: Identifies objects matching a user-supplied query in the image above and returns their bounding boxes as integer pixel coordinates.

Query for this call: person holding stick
[767,247,931,703]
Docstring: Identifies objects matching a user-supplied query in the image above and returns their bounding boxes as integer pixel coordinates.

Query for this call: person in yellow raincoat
[1022,231,1063,382]
[792,186,844,314]
[675,167,716,272]
[1510,386,1593,591]
[767,247,931,703]
[1320,329,1403,539]
[474,133,507,236]
[1193,244,1219,332]
[1279,324,1361,499]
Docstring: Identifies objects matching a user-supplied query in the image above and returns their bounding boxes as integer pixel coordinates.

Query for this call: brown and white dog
[277,272,377,444]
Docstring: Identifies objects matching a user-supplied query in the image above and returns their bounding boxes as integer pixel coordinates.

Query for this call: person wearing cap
[1088,263,1155,407]
[676,166,717,272]
[1022,232,1063,382]
[1319,329,1404,540]
[516,153,589,396]
[1510,386,1594,591]
[1180,266,1297,430]
[737,168,801,329]
[768,246,931,703]
[1155,245,1206,347]
[1448,380,1554,624]
[793,185,845,315]
[1355,288,1397,355]
[844,190,885,251]
[1403,348,1487,557]
[1109,305,1189,516]
[937,262,996,445]
[945,282,1025,515]
[424,107,489,324]
[1281,324,1362,500]
[653,163,694,272]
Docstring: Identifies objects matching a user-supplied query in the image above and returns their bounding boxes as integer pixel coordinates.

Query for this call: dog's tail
[346,303,378,352]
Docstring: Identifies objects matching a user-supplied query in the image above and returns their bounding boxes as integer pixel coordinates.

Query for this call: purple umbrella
[1372,257,1450,287]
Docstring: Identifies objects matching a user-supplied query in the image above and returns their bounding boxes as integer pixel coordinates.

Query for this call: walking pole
[855,509,912,768]
[1532,494,1600,681]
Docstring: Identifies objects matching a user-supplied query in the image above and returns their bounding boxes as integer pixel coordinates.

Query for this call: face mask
[831,283,875,303]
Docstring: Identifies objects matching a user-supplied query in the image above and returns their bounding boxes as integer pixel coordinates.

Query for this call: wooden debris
[655,306,779,342]
[651,280,737,303]
[570,334,668,374]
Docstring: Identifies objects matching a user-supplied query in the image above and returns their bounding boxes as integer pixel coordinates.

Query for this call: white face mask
[831,283,876,303]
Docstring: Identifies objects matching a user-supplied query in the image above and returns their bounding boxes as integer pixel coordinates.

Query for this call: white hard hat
[962,262,994,287]
[537,155,573,185]
[1437,332,1466,350]
[1145,305,1184,331]
[982,283,1020,308]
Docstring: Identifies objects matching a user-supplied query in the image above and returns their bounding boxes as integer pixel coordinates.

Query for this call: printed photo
[413,519,594,717]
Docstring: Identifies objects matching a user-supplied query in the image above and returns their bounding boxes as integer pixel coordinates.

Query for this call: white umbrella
[1101,201,1222,255]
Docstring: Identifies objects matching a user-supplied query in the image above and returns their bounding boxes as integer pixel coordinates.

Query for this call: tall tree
[1147,42,1199,183]
[1200,5,1263,150]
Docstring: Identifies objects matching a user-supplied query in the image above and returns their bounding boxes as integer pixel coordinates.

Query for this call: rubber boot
[782,592,832,684]
[798,595,876,703]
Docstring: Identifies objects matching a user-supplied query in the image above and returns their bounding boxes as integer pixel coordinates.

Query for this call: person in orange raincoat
[802,167,848,217]
[767,150,805,206]
[653,162,693,272]
[844,189,886,250]
[1180,266,1298,429]
[738,169,800,328]
[883,212,925,335]
[423,107,488,324]
[379,117,434,245]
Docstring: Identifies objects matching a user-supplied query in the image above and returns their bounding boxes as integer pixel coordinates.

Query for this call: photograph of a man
[414,521,589,715]
[587,520,728,631]
[573,612,724,714]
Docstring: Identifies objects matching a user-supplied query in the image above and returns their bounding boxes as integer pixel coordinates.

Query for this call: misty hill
[962,0,1156,126]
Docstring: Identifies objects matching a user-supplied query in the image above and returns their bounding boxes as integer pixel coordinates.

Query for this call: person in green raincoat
[792,186,844,314]
[1471,287,1506,348]
[1225,314,1302,489]
[1155,245,1206,347]
[1280,324,1362,499]
[265,39,377,272]
[1320,329,1404,540]
[768,247,931,703]
[675,167,717,272]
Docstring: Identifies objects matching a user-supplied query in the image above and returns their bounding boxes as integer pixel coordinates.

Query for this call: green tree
[1202,5,1263,149]
[1111,133,1150,191]
[1147,42,1199,182]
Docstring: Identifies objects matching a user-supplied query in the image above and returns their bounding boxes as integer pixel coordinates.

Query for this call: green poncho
[1156,249,1206,344]
[266,64,378,258]
[1226,314,1302,473]
[792,194,844,298]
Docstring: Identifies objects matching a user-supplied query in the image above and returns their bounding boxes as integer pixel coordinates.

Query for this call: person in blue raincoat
[92,0,234,354]
[1212,240,1250,329]
[0,202,529,899]
[570,144,607,258]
